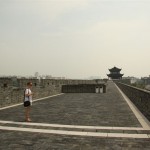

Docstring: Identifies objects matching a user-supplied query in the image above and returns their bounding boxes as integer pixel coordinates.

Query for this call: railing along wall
[115,81,150,121]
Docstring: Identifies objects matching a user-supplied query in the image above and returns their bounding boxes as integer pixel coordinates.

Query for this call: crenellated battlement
[0,78,105,108]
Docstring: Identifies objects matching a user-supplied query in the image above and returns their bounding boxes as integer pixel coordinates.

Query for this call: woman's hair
[27,82,32,86]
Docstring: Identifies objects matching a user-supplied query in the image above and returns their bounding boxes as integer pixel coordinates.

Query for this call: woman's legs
[25,106,31,121]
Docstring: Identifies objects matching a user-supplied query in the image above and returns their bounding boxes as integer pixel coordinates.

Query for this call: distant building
[122,76,139,84]
[107,66,124,79]
[44,75,65,80]
[141,76,150,85]
[45,75,52,79]
[35,72,39,78]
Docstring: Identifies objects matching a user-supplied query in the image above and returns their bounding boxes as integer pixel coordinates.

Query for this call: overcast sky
[0,0,150,79]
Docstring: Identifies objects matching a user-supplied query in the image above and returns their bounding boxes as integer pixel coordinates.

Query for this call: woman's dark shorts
[24,101,31,107]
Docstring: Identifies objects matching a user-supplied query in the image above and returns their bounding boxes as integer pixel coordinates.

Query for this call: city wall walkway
[0,81,150,149]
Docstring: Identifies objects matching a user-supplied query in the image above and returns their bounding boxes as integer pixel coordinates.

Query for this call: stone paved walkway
[0,81,150,149]
[0,82,141,127]
[0,130,150,150]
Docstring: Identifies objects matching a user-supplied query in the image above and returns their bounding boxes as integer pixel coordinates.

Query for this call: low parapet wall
[115,81,150,121]
[62,84,106,93]
[0,78,101,108]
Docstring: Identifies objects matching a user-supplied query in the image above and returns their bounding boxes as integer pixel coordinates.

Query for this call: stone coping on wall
[115,81,150,94]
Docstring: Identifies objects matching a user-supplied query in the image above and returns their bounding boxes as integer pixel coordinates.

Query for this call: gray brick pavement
[0,130,150,150]
[0,82,149,150]
[0,82,141,127]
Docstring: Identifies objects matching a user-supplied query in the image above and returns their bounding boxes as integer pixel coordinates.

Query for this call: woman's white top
[24,89,32,103]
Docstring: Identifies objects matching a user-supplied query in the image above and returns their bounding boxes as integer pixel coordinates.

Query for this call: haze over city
[0,0,150,79]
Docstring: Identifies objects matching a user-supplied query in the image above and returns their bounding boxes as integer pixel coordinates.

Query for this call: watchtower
[107,66,124,79]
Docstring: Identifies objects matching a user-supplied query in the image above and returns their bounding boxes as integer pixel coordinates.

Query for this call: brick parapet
[0,78,99,107]
[115,81,150,121]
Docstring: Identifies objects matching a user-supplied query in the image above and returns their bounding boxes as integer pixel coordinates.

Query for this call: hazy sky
[0,0,150,79]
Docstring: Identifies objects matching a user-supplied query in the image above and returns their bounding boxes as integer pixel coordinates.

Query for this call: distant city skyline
[0,0,150,79]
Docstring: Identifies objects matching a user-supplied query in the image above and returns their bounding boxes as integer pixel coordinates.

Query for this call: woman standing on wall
[24,82,33,122]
